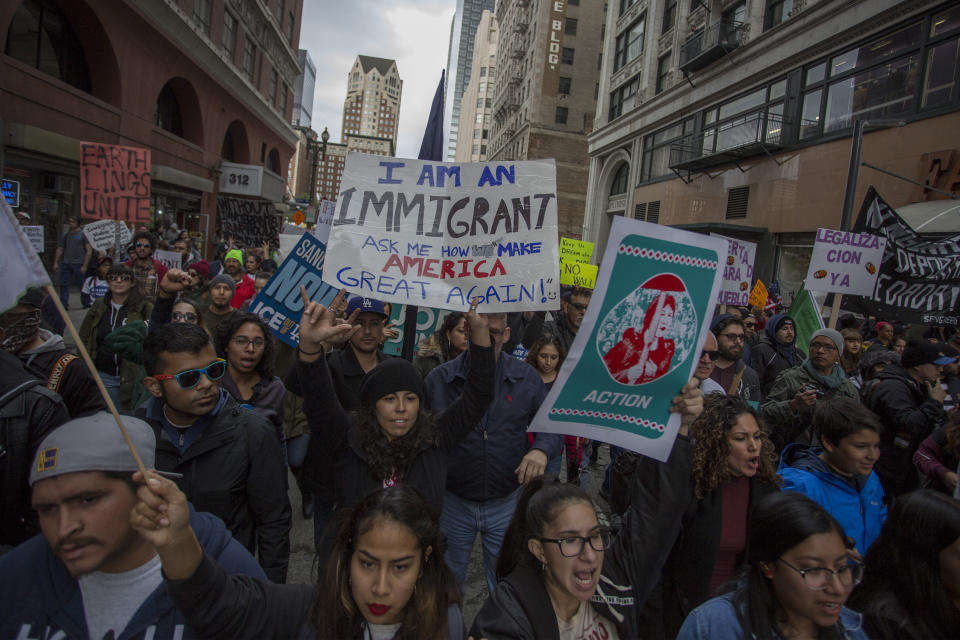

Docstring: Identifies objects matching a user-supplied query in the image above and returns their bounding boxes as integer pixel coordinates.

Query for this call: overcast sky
[299,0,455,158]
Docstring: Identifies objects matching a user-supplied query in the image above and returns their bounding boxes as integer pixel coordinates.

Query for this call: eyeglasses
[701,350,720,361]
[777,557,864,590]
[539,529,611,557]
[809,342,838,352]
[744,321,757,328]
[232,335,266,349]
[719,333,746,342]
[569,302,588,312]
[153,359,226,389]
[107,274,131,282]
[134,242,152,249]
[171,312,198,323]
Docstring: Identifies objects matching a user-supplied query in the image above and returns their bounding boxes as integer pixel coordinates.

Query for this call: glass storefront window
[776,245,813,305]
[765,102,784,142]
[718,87,765,120]
[805,62,826,86]
[824,53,919,132]
[922,36,959,109]
[799,89,822,139]
[829,22,921,77]
[931,5,960,38]
[769,78,787,100]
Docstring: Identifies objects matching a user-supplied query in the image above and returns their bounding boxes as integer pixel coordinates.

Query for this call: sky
[299,0,455,158]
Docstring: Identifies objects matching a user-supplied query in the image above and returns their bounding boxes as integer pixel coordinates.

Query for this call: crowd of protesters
[1,216,959,640]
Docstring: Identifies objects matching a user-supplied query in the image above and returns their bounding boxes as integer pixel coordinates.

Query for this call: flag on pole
[790,286,824,352]
[0,198,51,314]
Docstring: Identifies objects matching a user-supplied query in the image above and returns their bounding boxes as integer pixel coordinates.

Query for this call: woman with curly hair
[215,311,285,442]
[637,394,782,639]
[132,481,469,639]
[413,312,467,378]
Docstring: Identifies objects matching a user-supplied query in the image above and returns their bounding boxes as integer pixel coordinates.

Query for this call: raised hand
[465,298,490,347]
[298,287,356,359]
[158,268,191,298]
[130,469,203,580]
[670,377,703,436]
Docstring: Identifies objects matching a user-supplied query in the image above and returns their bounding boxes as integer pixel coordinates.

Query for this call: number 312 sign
[219,161,263,196]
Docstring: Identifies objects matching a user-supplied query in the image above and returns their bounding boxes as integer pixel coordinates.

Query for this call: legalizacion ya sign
[804,227,886,296]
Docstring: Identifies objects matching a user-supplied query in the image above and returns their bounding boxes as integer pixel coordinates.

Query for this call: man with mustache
[137,322,291,583]
[0,412,264,639]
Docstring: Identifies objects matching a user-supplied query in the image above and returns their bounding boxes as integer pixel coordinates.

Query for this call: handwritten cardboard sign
[711,233,757,306]
[80,143,151,222]
[530,217,726,462]
[560,261,598,289]
[324,155,560,312]
[217,196,282,249]
[154,249,182,272]
[804,228,886,296]
[83,219,132,253]
[248,232,340,347]
[748,280,768,308]
[23,225,44,253]
[560,237,594,264]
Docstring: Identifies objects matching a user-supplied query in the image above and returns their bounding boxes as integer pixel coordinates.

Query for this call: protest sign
[560,261,598,289]
[844,187,960,326]
[711,233,757,306]
[154,249,181,271]
[748,280,768,308]
[314,199,336,244]
[382,304,450,357]
[560,237,594,263]
[804,228,886,295]
[83,220,132,253]
[23,225,44,253]
[80,142,151,222]
[0,200,50,313]
[790,287,825,351]
[324,155,560,312]
[218,196,282,249]
[530,217,726,462]
[248,231,339,347]
[279,232,303,260]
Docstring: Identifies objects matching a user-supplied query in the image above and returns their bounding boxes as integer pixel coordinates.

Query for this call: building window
[559,77,572,95]
[223,12,237,57]
[155,83,184,136]
[656,53,671,93]
[556,107,569,124]
[663,0,677,33]
[287,12,295,42]
[269,68,278,104]
[480,66,487,77]
[275,0,284,23]
[562,47,575,64]
[608,75,640,120]
[764,0,793,30]
[610,163,629,195]
[4,0,92,94]
[279,82,287,115]
[619,0,637,17]
[614,16,645,71]
[242,38,257,82]
[640,117,696,182]
[565,18,578,35]
[192,0,211,33]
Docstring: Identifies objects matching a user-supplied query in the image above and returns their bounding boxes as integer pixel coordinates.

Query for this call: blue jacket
[778,443,887,553]
[0,507,265,640]
[425,350,562,502]
[677,592,869,639]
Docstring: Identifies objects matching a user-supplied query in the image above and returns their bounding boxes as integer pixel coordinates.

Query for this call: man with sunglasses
[123,231,168,302]
[708,315,762,404]
[695,331,726,396]
[138,323,291,583]
[543,287,592,355]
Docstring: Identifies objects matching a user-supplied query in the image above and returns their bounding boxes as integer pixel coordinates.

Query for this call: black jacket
[0,351,69,548]
[326,345,391,411]
[751,333,806,396]
[18,329,106,418]
[471,436,695,639]
[296,341,495,514]
[869,364,945,498]
[138,393,291,583]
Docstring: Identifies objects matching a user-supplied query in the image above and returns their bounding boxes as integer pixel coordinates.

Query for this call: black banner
[843,186,960,326]
[217,196,281,249]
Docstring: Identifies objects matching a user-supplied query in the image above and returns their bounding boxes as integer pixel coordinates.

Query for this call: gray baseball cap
[30,411,180,486]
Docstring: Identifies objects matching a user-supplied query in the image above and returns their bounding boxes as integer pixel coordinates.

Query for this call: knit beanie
[359,358,424,407]
[187,260,210,280]
[810,328,844,354]
[208,274,236,296]
[225,249,244,264]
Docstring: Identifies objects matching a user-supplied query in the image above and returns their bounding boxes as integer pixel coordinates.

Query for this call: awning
[895,199,960,234]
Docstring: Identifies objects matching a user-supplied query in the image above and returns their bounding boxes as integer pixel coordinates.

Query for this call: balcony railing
[679,20,744,72]
[669,111,789,173]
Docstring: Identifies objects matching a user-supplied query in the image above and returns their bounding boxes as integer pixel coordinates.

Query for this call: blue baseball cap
[345,297,387,318]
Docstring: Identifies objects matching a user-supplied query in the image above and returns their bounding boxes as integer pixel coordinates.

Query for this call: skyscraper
[445,0,497,161]
[341,55,402,149]
[455,10,498,162]
[292,49,316,127]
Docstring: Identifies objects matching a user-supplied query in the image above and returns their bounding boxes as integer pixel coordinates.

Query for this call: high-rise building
[293,49,316,127]
[455,10,499,162]
[445,0,498,161]
[314,133,394,203]
[488,0,607,238]
[341,56,402,149]
[582,0,960,301]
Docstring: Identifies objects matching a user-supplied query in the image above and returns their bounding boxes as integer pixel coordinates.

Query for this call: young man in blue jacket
[777,396,887,553]
[0,411,265,640]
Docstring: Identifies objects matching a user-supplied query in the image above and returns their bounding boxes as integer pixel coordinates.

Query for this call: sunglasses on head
[153,359,226,389]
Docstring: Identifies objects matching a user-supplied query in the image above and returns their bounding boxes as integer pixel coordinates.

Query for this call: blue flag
[418,70,445,162]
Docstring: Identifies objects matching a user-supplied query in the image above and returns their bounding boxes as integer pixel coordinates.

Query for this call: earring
[761,564,773,578]
[540,561,546,575]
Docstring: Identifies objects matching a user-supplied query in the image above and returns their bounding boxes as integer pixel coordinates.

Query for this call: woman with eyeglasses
[469,379,704,639]
[215,312,285,443]
[79,264,153,412]
[848,489,960,639]
[676,491,868,640]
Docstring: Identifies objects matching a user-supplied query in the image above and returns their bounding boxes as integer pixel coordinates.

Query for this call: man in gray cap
[201,274,236,337]
[761,328,860,451]
[0,411,264,640]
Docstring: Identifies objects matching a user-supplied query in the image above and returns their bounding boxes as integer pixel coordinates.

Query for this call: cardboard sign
[83,220,132,253]
[79,142,151,221]
[314,199,336,244]
[324,155,560,312]
[248,232,340,347]
[217,197,281,249]
[560,261,598,289]
[0,200,51,314]
[23,225,44,253]
[804,228,886,295]
[748,280,768,308]
[154,249,182,271]
[711,233,757,306]
[382,304,450,357]
[559,237,594,264]
[530,217,726,462]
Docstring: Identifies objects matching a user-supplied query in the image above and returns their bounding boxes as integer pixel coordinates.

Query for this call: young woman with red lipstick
[676,491,868,640]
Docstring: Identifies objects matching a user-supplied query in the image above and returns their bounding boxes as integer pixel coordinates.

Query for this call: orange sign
[748,280,768,308]
[293,209,305,225]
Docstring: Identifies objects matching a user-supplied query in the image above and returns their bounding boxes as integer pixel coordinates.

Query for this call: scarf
[802,359,847,390]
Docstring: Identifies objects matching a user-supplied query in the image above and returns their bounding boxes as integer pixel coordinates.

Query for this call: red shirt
[230,274,255,309]
[711,475,750,594]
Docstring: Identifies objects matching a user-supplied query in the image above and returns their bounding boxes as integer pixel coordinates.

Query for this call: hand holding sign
[297,287,357,361]
[670,378,704,436]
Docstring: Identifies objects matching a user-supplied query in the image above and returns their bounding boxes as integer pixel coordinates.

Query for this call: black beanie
[359,358,424,406]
